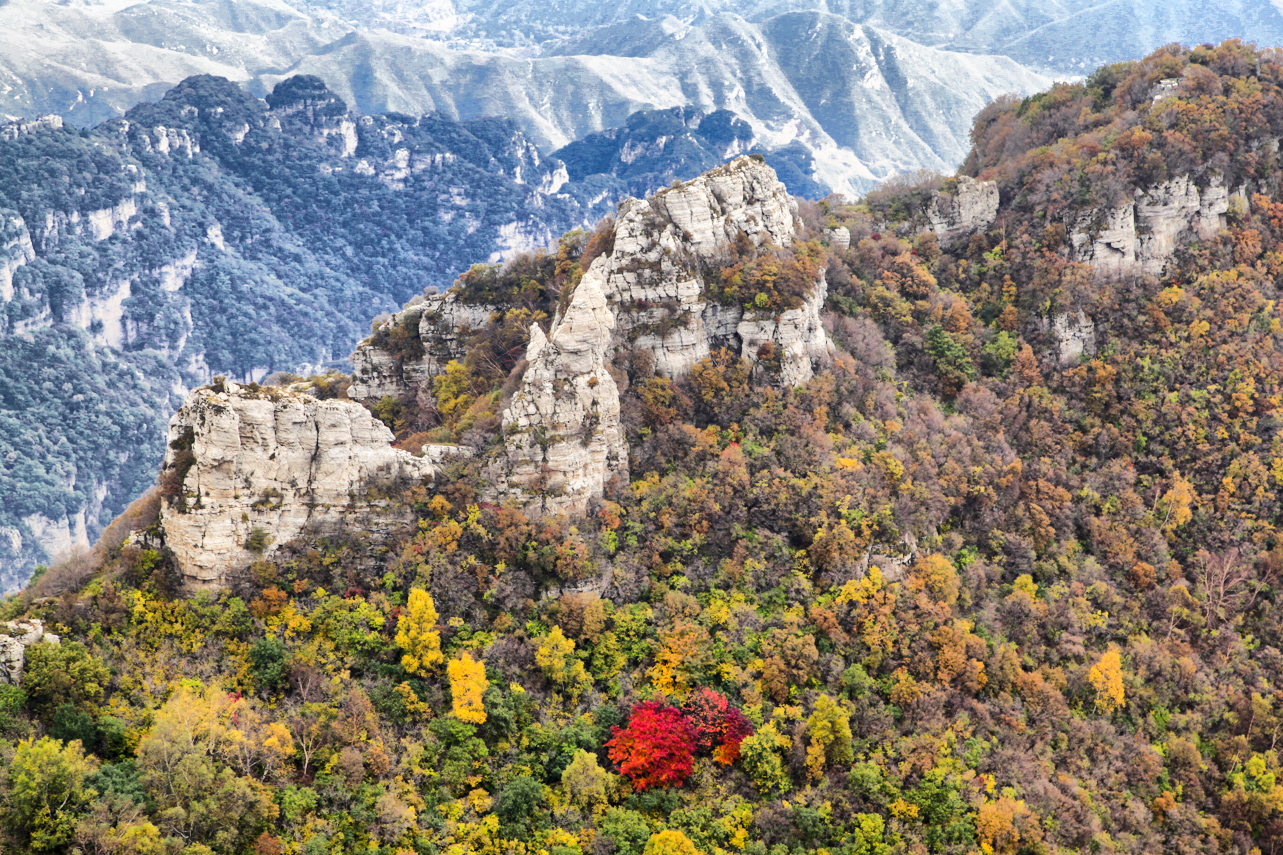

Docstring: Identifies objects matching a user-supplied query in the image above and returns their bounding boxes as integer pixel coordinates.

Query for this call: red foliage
[682,688,732,752]
[681,688,755,764]
[714,706,754,765]
[606,702,695,790]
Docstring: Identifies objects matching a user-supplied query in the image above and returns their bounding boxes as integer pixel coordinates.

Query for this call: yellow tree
[1088,648,1126,714]
[805,694,854,781]
[536,626,591,696]
[644,829,701,855]
[396,589,443,676]
[447,652,489,724]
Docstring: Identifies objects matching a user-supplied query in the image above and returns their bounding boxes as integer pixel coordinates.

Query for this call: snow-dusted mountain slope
[0,2,1048,194]
[308,0,1283,73]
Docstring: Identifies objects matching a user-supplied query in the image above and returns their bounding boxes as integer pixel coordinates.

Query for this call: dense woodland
[7,39,1283,855]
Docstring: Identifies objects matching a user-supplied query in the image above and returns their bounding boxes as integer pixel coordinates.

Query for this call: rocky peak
[493,156,833,514]
[158,381,464,590]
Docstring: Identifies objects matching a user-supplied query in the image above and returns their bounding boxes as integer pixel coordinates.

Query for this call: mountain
[552,105,830,200]
[0,74,595,588]
[0,1,1051,196]
[6,39,1283,855]
[290,0,1283,73]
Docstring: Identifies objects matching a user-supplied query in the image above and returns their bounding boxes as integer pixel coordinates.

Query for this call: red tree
[714,706,754,765]
[606,702,695,790]
[682,688,755,764]
[682,688,731,752]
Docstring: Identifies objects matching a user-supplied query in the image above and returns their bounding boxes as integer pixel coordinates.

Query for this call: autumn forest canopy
[6,37,1283,855]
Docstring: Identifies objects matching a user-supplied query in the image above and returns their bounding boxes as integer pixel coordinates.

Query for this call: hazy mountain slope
[0,0,346,123]
[270,12,1049,194]
[295,0,1283,72]
[0,2,1049,195]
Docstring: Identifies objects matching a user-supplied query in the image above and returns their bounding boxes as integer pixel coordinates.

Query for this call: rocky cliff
[928,176,1000,246]
[158,381,463,589]
[1070,175,1235,277]
[352,157,833,516]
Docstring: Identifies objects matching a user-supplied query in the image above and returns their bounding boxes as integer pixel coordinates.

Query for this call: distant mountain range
[0,0,1049,195]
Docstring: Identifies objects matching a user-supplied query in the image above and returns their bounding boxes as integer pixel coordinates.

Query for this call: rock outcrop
[349,157,833,518]
[493,156,833,514]
[1071,175,1231,277]
[350,294,497,402]
[1041,310,1098,366]
[0,619,59,685]
[929,177,999,245]
[0,211,35,303]
[159,381,463,589]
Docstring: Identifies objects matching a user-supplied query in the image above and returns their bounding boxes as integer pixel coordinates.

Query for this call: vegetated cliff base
[157,379,466,590]
[353,156,835,516]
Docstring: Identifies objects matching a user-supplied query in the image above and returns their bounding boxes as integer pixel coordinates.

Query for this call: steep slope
[350,157,833,516]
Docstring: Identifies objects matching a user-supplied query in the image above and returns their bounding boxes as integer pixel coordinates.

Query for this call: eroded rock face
[350,294,497,402]
[0,619,59,685]
[929,177,999,246]
[159,381,462,589]
[1071,175,1230,277]
[492,276,629,516]
[494,156,833,515]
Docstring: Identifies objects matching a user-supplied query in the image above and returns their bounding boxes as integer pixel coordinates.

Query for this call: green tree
[22,642,109,721]
[3,736,99,852]
[561,748,609,807]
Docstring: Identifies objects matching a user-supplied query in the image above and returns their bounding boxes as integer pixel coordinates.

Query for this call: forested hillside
[6,38,1283,855]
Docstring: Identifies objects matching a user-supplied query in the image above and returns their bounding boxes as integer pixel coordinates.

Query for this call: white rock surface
[0,619,58,685]
[160,381,463,589]
[928,176,1000,245]
[825,227,851,252]
[350,293,497,401]
[1050,310,1097,366]
[0,212,35,304]
[495,157,833,515]
[1072,175,1229,277]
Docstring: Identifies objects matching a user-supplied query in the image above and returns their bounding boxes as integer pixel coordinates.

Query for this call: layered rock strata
[928,176,999,245]
[159,381,462,589]
[1071,175,1232,277]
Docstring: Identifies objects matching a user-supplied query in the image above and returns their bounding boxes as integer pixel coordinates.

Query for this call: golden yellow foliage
[447,652,488,724]
[1089,647,1126,715]
[395,589,443,676]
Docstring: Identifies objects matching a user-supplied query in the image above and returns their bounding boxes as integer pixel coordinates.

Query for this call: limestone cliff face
[929,177,1000,246]
[350,294,497,401]
[159,382,461,589]
[0,211,35,304]
[349,157,832,517]
[1071,175,1233,277]
[494,156,833,514]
